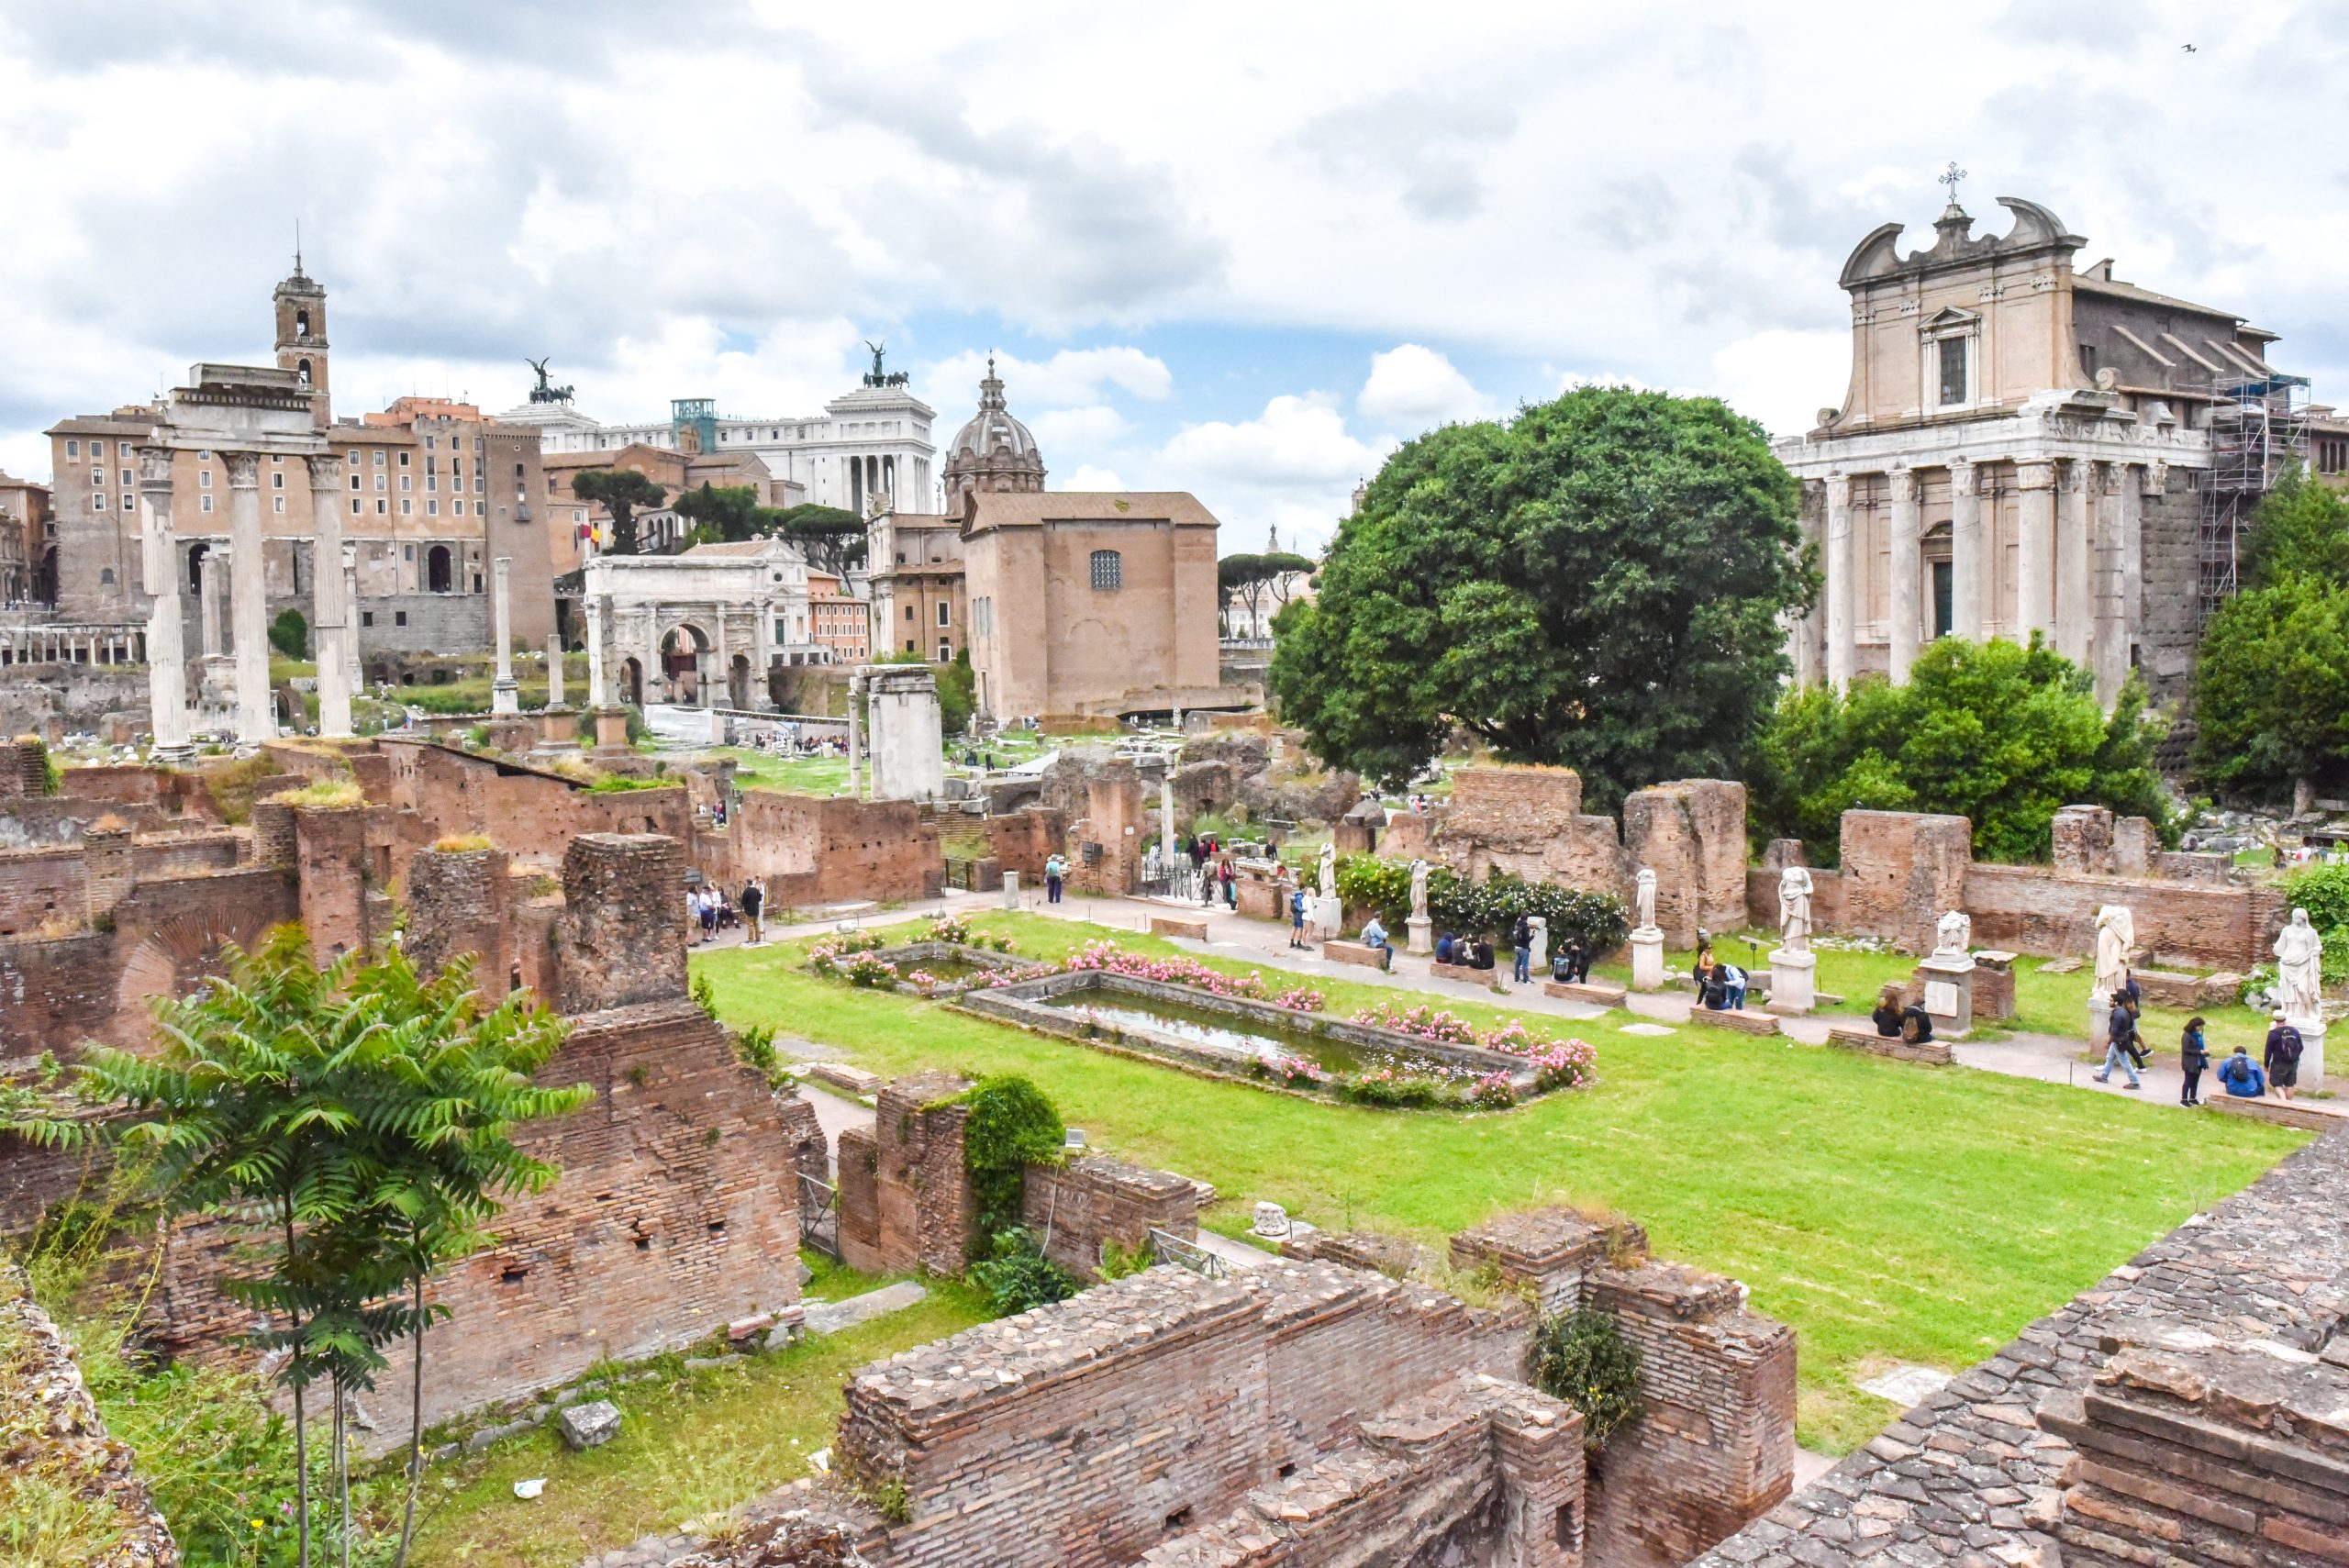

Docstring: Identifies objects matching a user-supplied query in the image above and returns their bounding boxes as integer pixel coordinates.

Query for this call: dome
[943,359,1046,496]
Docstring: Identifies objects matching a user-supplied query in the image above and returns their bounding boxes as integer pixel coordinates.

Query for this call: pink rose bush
[807,929,887,974]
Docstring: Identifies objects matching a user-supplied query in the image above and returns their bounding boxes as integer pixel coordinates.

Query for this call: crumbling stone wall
[1068,762,1144,896]
[1436,768,1627,899]
[1622,781,1748,948]
[373,739,697,886]
[1021,1153,1200,1280]
[835,1073,974,1277]
[0,845,88,937]
[552,833,688,1014]
[404,844,513,990]
[730,791,943,909]
[292,805,373,962]
[1965,864,2283,970]
[985,806,1065,881]
[1838,810,1971,952]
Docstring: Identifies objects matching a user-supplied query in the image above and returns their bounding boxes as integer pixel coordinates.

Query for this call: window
[373,450,385,465]
[1090,549,1122,590]
[905,639,916,652]
[121,495,131,512]
[273,495,285,514]
[400,474,411,491]
[376,499,387,515]
[93,440,108,457]
[937,639,952,661]
[351,473,361,490]
[348,449,361,463]
[400,499,411,515]
[2079,343,2098,378]
[99,566,114,584]
[472,573,482,593]
[425,436,436,450]
[362,611,374,627]
[64,439,78,457]
[1938,338,1969,406]
[200,495,213,513]
[121,468,133,486]
[427,499,439,516]
[937,600,952,627]
[426,476,437,492]
[351,498,361,515]
[398,451,410,466]
[199,469,212,488]
[375,474,386,492]
[403,545,414,561]
[92,492,106,510]
[905,604,915,621]
[395,611,407,627]
[272,471,284,489]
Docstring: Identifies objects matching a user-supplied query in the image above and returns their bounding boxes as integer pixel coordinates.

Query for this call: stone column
[198,541,226,657]
[489,555,518,714]
[1159,772,1175,862]
[1949,460,1983,641]
[224,452,273,743]
[2055,460,2093,666]
[753,595,774,711]
[138,447,192,761]
[847,671,864,799]
[712,609,729,709]
[1888,466,1921,683]
[2014,459,2056,647]
[1823,473,1855,689]
[585,593,609,708]
[306,453,351,737]
[2091,463,2128,706]
[546,631,565,706]
[341,545,361,691]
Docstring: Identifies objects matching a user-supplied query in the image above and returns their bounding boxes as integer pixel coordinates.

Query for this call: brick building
[0,470,50,606]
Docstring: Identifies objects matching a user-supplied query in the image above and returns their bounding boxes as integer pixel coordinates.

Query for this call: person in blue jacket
[2215,1044,2266,1098]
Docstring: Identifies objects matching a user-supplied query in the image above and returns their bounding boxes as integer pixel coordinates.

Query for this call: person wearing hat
[2264,1009,2305,1102]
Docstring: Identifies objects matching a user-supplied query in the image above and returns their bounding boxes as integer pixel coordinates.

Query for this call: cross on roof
[1939,161,1967,203]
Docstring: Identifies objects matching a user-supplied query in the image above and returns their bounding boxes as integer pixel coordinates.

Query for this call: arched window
[187,541,209,595]
[427,544,451,593]
[1089,549,1122,591]
[295,308,311,339]
[296,358,312,387]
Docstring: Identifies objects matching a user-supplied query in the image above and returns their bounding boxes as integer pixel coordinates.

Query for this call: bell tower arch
[273,247,330,427]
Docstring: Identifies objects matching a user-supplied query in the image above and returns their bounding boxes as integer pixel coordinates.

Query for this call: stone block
[2052,804,2115,876]
[1149,913,1210,941]
[555,1399,622,1450]
[1546,978,1628,1006]
[804,1062,883,1097]
[1324,940,1388,969]
[1622,778,1748,948]
[1826,1023,1953,1066]
[1685,1006,1782,1038]
[802,1281,929,1335]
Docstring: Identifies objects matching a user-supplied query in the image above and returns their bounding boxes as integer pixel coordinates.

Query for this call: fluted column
[1949,461,1983,642]
[342,546,361,692]
[1824,473,1855,690]
[224,452,273,743]
[306,453,351,737]
[138,448,192,760]
[198,543,226,657]
[2014,460,2056,647]
[585,593,609,709]
[2092,462,2128,706]
[490,555,519,714]
[1888,466,1921,683]
[2055,460,2093,666]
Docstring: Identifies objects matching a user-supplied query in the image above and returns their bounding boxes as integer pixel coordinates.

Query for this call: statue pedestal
[593,706,631,751]
[1919,955,1975,1038]
[1766,949,1815,1015]
[2088,995,2112,1052]
[2290,1014,2328,1088]
[1002,871,1020,911]
[1629,928,1665,993]
[1406,916,1433,955]
[1308,895,1342,939]
[1526,917,1549,973]
[490,678,520,717]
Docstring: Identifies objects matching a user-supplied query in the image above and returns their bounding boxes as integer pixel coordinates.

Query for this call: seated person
[1871,985,1904,1037]
[1716,962,1747,1010]
[1469,938,1496,971]
[2216,1045,2266,1098]
[1552,934,1591,984]
[1435,933,1455,965]
[1360,917,1394,971]
[1900,1000,1935,1044]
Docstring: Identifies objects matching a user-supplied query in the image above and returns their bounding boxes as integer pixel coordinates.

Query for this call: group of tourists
[2091,969,2303,1106]
[1188,834,1237,909]
[1869,984,1936,1046]
[687,878,765,946]
[1694,940,1749,1011]
[1432,931,1495,970]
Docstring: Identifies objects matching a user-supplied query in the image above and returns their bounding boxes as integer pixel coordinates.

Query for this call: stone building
[942,355,1047,501]
[0,471,50,606]
[866,508,967,662]
[583,535,849,710]
[1779,189,2313,708]
[43,264,558,663]
[536,439,805,578]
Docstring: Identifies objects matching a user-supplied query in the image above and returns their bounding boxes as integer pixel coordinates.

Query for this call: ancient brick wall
[0,933,118,1056]
[1962,864,2281,970]
[729,792,942,909]
[1,738,48,795]
[1021,1154,1200,1279]
[292,805,371,962]
[0,846,89,937]
[404,844,513,990]
[985,806,1065,881]
[1838,810,1971,952]
[1582,1263,1796,1568]
[0,1105,117,1236]
[152,994,802,1452]
[1622,782,1748,947]
[131,833,243,880]
[1435,767,1629,901]
[551,833,689,1014]
[2049,805,2115,876]
[374,739,696,884]
[1744,864,1846,935]
[1068,762,1144,896]
[835,1073,974,1276]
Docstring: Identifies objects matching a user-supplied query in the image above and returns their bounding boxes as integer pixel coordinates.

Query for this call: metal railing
[1149,1226,1229,1280]
[798,1173,841,1261]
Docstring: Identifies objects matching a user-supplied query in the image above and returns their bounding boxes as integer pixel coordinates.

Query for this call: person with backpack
[2217,1044,2266,1098]
[1553,933,1591,985]
[1288,885,1309,951]
[1716,961,1748,1010]
[2178,1017,2210,1106]
[1900,998,1935,1046]
[2092,993,2145,1090]
[740,878,764,947]
[1044,851,1066,906]
[1510,914,1533,984]
[2265,1010,2304,1102]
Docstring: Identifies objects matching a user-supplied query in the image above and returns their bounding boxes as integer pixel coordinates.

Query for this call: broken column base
[592,706,632,752]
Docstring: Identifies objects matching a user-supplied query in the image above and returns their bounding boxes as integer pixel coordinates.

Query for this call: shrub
[586,773,670,793]
[1335,856,1628,946]
[268,606,308,659]
[269,776,363,808]
[733,1024,778,1076]
[1530,1307,1643,1452]
[955,1075,1065,1242]
[1097,1237,1156,1281]
[2284,863,2349,984]
[1341,1069,1444,1109]
[842,953,899,989]
[969,1227,1079,1315]
[433,833,494,852]
[691,970,720,1020]
[807,930,887,974]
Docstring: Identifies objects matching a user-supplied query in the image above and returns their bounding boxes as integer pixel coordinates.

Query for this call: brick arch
[107,898,283,1050]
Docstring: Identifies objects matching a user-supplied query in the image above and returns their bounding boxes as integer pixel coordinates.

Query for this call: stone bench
[1825,1023,1953,1066]
[1544,978,1628,1007]
[1431,962,1497,983]
[2207,1095,2343,1132]
[803,1062,884,1097]
[1323,940,1391,970]
[1148,913,1212,942]
[1684,1006,1783,1038]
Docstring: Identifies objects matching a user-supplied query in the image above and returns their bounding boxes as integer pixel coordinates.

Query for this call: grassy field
[693,912,2304,1454]
[397,1259,991,1568]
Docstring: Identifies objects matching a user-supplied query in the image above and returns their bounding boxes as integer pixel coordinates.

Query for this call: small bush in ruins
[1531,1307,1643,1453]
[953,1075,1065,1243]
[970,1228,1079,1315]
[432,833,494,853]
[271,776,364,809]
[1097,1237,1156,1281]
[806,930,886,974]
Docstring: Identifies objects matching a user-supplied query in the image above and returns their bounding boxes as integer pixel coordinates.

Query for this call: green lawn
[715,747,854,795]
[397,1259,991,1568]
[693,912,2304,1454]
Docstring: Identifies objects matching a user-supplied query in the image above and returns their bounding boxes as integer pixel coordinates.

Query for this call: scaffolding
[2199,370,2310,626]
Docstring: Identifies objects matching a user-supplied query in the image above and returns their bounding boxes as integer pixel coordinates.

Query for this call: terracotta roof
[45,413,155,437]
[964,490,1219,534]
[2074,273,2244,325]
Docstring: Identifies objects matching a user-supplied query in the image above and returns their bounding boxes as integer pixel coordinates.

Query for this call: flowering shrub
[1273,985,1327,1013]
[963,962,1060,990]
[1273,1053,1328,1085]
[807,929,886,974]
[1064,940,1269,998]
[927,913,974,945]
[1342,1067,1445,1109]
[1481,1027,1598,1091]
[1348,1002,1478,1044]
[843,953,900,989]
[1466,1073,1518,1109]
[904,969,940,990]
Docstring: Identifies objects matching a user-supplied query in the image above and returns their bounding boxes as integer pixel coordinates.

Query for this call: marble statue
[2092,904,2135,1004]
[1935,909,1971,958]
[1318,840,1337,902]
[1409,858,1430,922]
[1634,868,1657,934]
[1776,865,1814,952]
[2276,906,2325,1019]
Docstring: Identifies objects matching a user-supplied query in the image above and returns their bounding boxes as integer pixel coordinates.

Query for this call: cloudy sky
[4,2,2343,554]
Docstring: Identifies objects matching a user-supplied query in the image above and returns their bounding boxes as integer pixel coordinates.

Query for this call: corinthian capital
[221,450,262,488]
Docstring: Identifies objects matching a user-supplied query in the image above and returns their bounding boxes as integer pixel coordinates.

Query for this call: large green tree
[571,468,669,556]
[674,482,772,544]
[2191,473,2349,805]
[1269,386,1811,806]
[1746,636,2173,864]
[775,503,866,577]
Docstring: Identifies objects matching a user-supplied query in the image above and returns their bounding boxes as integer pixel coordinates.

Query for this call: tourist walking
[1510,914,1533,984]
[2264,1010,2303,1103]
[1288,885,1309,950]
[2218,1044,2266,1098]
[740,878,764,947]
[2093,994,2144,1089]
[1220,858,1237,908]
[1044,851,1065,905]
[2178,1017,2210,1106]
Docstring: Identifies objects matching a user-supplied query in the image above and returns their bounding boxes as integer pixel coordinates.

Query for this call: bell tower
[273,244,330,427]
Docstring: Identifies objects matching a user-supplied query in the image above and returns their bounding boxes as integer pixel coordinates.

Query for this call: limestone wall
[729,790,943,910]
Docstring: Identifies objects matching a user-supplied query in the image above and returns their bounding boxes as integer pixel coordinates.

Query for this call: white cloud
[1156,394,1390,557]
[1063,463,1127,491]
[1703,329,1854,439]
[1357,344,1494,432]
[919,347,1173,416]
[1029,405,1132,450]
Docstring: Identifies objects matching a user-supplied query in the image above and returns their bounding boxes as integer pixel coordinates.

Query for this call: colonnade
[0,623,148,666]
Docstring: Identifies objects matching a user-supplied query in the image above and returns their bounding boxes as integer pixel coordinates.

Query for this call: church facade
[1777,190,2308,710]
